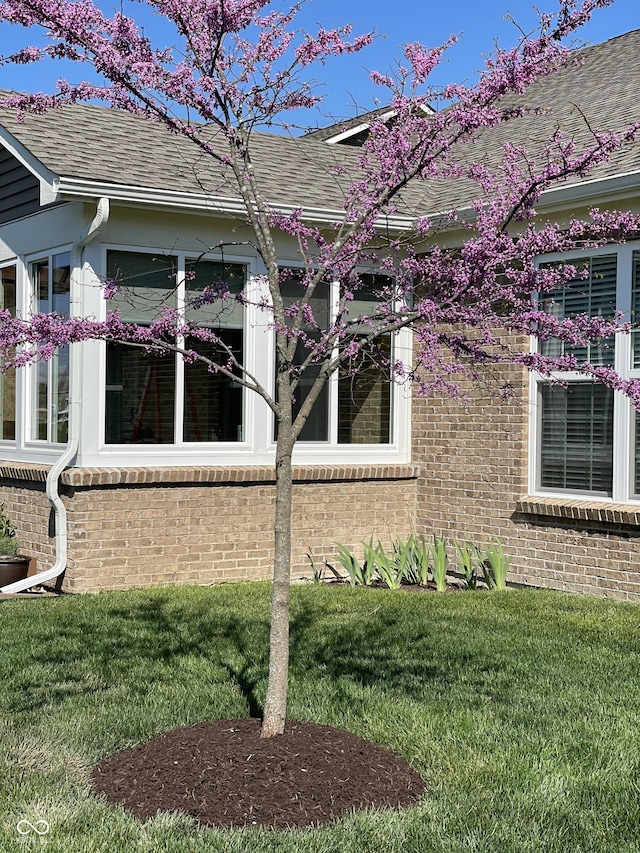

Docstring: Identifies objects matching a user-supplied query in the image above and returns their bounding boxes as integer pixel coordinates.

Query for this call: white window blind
[539,383,614,494]
[540,254,617,367]
[632,251,640,369]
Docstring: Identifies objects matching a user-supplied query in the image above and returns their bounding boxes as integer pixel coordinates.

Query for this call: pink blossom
[0,0,636,418]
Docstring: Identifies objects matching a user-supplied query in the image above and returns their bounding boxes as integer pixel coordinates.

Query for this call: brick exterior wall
[413,357,640,601]
[4,353,640,600]
[0,465,54,575]
[0,464,417,592]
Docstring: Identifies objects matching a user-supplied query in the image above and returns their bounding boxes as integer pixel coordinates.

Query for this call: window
[539,383,613,494]
[183,259,244,442]
[279,278,330,441]
[0,264,16,440]
[338,280,392,444]
[534,246,640,500]
[96,248,408,464]
[278,275,393,444]
[30,252,71,443]
[105,250,245,445]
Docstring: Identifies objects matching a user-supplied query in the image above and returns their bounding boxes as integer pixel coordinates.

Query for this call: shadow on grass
[1,586,515,719]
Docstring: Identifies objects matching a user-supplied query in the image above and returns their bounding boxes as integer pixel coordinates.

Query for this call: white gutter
[54,177,416,232]
[1,197,110,594]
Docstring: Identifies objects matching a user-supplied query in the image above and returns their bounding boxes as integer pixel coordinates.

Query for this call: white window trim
[74,244,411,468]
[23,245,73,449]
[528,241,640,503]
[0,258,17,446]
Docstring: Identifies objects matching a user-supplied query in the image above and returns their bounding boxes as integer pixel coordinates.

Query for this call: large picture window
[534,246,640,500]
[96,248,407,462]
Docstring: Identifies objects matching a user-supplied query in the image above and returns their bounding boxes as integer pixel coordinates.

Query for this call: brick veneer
[0,464,418,592]
[4,359,640,600]
[413,359,640,601]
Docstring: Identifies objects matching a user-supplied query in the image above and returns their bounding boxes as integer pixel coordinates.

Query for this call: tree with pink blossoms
[0,0,639,737]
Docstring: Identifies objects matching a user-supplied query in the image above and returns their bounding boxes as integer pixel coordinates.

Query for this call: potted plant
[0,503,30,587]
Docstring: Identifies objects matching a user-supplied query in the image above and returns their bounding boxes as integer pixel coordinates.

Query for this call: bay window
[98,249,404,460]
[534,246,640,500]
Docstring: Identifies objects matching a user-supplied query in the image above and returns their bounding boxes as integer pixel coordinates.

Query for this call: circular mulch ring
[91,718,425,830]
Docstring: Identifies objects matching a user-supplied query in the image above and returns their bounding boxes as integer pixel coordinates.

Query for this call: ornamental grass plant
[1,584,639,852]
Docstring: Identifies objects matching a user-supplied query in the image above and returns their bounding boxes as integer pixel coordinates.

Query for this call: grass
[1,584,639,852]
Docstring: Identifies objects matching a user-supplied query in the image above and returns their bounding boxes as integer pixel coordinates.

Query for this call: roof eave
[423,170,640,232]
[56,176,415,232]
[537,169,640,214]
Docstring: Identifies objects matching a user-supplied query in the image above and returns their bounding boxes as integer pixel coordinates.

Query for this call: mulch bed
[91,718,425,830]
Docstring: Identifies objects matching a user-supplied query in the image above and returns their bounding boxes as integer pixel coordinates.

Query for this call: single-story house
[0,29,639,598]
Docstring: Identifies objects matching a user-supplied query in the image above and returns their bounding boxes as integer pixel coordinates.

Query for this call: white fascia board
[537,169,640,212]
[324,104,435,145]
[426,170,640,230]
[56,176,415,232]
[0,126,59,205]
[325,111,397,145]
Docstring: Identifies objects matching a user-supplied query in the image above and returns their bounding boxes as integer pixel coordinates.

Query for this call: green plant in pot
[0,503,30,587]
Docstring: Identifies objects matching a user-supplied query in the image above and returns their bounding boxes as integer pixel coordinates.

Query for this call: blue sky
[298,0,639,124]
[0,0,637,128]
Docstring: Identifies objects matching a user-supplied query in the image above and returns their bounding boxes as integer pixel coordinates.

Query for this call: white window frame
[91,245,411,467]
[0,259,17,445]
[24,246,73,447]
[529,241,640,503]
[265,264,411,464]
[97,245,254,453]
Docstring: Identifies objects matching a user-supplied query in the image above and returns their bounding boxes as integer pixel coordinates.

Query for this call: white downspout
[1,197,110,593]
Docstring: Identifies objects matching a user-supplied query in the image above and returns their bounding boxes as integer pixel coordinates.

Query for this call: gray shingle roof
[0,101,366,212]
[425,29,640,213]
[0,28,639,219]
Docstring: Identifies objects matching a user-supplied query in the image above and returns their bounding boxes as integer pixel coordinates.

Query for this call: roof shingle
[0,29,639,219]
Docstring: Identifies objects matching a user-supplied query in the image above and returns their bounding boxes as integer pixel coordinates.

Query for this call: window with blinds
[539,383,614,494]
[632,251,640,370]
[540,254,617,367]
[635,412,640,499]
[534,245,640,501]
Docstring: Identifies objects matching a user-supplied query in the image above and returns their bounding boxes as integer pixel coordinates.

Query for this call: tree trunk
[260,422,294,738]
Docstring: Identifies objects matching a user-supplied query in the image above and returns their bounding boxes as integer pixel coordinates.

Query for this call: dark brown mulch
[91,719,425,830]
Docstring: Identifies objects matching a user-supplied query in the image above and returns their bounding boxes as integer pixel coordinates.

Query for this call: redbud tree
[0,0,639,736]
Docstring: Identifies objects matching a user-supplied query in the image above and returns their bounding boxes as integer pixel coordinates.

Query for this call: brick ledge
[0,462,50,482]
[0,462,419,488]
[516,495,640,526]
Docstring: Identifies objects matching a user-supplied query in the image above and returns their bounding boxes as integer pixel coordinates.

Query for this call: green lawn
[1,584,639,852]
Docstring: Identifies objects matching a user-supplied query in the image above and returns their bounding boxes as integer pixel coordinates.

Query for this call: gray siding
[0,147,40,224]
